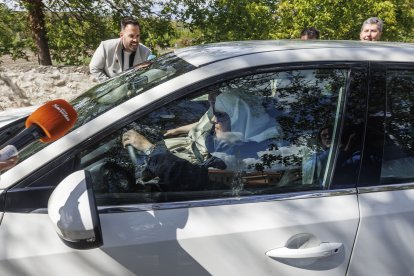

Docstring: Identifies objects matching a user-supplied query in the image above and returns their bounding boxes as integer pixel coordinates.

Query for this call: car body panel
[0,41,414,275]
[0,213,135,276]
[174,40,414,67]
[0,192,359,275]
[348,186,414,275]
[0,190,3,225]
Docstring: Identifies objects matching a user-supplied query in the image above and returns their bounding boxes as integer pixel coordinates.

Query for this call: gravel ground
[0,54,96,111]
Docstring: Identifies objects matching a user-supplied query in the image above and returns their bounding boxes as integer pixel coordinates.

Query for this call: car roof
[174,40,414,67]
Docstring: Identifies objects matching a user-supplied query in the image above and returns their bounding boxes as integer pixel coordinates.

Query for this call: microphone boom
[0,99,78,154]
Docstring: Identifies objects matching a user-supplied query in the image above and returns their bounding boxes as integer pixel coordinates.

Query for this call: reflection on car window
[78,68,349,206]
[381,70,414,184]
[18,52,196,162]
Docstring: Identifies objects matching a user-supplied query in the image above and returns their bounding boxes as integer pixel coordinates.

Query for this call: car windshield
[19,52,196,161]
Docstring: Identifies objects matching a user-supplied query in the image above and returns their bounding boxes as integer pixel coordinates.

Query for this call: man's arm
[89,42,109,82]
[139,43,152,61]
[164,122,198,137]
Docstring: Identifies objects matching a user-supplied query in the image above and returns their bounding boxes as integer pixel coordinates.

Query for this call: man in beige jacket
[89,17,152,82]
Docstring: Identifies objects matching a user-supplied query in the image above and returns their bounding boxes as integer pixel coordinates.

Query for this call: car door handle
[266,242,343,259]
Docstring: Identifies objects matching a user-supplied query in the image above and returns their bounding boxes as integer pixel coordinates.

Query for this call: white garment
[164,90,283,167]
[164,111,213,164]
[210,90,284,170]
[214,91,283,143]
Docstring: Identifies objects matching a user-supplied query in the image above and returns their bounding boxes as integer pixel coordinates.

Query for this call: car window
[330,68,366,189]
[381,69,414,184]
[17,52,195,162]
[0,117,26,148]
[77,68,350,206]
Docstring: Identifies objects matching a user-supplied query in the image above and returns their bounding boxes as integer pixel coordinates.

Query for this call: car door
[0,64,366,276]
[347,64,414,276]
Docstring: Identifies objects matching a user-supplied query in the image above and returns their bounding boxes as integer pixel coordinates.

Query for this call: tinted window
[77,68,349,206]
[17,53,195,162]
[381,70,414,184]
[330,68,366,189]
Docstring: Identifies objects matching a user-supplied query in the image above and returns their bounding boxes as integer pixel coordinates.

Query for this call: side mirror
[48,170,103,250]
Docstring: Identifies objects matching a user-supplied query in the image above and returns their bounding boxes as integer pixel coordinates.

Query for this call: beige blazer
[89,38,151,82]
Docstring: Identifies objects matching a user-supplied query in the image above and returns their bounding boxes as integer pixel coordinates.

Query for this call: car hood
[0,106,37,128]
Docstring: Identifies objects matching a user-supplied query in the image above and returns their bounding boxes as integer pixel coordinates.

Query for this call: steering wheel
[126,145,161,190]
[127,145,142,165]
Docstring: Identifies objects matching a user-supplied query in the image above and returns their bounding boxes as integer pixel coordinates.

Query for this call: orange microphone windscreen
[25,99,78,143]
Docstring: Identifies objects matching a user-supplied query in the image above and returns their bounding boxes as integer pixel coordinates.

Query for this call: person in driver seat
[122,90,283,191]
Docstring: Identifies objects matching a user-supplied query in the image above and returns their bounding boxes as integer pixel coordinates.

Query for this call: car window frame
[359,62,414,189]
[4,61,367,213]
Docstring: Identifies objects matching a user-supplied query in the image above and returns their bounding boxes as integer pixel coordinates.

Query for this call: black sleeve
[145,144,209,191]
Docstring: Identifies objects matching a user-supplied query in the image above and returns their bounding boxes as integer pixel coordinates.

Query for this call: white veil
[214,90,283,143]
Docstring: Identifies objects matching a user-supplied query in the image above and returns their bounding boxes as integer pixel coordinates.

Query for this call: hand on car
[0,156,19,172]
[122,130,153,152]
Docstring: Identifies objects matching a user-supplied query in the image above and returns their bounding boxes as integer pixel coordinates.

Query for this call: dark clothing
[144,143,213,191]
[332,150,361,186]
[205,133,269,159]
[307,147,361,187]
[143,138,271,191]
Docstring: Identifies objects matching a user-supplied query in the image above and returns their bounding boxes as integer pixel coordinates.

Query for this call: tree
[20,0,52,65]
[176,0,279,43]
[1,0,179,65]
[0,3,30,62]
[174,0,414,42]
[44,1,113,65]
[2,0,413,66]
[40,0,178,64]
[272,0,414,41]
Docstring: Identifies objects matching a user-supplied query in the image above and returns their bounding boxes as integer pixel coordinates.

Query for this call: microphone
[0,99,78,161]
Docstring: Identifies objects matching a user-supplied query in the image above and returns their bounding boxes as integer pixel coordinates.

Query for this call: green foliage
[1,0,179,65]
[44,0,178,64]
[1,0,413,65]
[174,0,414,42]
[99,0,178,53]
[45,9,114,65]
[171,22,202,48]
[176,0,279,43]
[272,0,414,41]
[0,4,33,61]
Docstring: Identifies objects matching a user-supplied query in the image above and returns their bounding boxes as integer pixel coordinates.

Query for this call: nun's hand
[122,130,153,152]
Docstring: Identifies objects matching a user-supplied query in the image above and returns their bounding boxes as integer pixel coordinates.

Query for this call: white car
[1,40,414,276]
[0,106,37,128]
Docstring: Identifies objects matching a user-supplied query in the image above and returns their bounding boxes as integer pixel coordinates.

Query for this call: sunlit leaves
[0,3,33,61]
[172,0,414,42]
[1,0,413,65]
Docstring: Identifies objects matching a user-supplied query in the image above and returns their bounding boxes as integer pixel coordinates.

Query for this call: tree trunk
[24,0,52,65]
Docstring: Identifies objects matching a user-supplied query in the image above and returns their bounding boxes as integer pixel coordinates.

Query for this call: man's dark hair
[300,27,320,39]
[121,17,140,30]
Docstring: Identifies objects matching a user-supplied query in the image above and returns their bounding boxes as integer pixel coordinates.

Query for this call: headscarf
[213,90,283,144]
[165,89,283,165]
